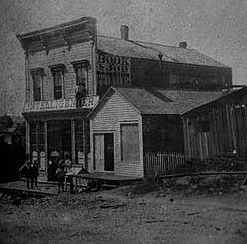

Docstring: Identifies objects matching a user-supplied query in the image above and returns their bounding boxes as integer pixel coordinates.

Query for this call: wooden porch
[78,172,142,183]
[0,181,58,197]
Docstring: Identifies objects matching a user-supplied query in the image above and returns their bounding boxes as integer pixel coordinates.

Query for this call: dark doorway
[104,133,114,171]
[47,120,71,181]
[62,134,71,157]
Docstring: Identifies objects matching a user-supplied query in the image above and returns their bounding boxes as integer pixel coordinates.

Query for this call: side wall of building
[131,58,232,90]
[142,114,184,153]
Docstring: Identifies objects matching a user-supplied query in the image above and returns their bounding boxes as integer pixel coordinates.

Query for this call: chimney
[120,25,129,40]
[179,41,187,48]
[158,53,165,86]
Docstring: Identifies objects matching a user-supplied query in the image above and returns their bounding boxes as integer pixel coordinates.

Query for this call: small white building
[89,87,221,179]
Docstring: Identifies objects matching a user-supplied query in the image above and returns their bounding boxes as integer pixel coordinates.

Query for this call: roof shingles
[114,87,222,115]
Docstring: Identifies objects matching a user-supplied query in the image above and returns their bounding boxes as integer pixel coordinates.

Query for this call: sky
[0,0,247,116]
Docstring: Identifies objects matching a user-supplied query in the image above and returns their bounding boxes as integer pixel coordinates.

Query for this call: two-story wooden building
[17,17,232,181]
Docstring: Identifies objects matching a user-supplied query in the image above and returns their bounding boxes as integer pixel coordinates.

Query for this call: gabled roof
[97,35,229,68]
[89,86,222,119]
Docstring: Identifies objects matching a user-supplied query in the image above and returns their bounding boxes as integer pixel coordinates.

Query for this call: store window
[120,123,139,161]
[31,68,44,101]
[30,122,45,154]
[49,64,65,100]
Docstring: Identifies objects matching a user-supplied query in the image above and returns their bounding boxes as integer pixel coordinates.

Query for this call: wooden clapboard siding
[92,92,139,130]
[27,41,93,102]
[91,92,143,177]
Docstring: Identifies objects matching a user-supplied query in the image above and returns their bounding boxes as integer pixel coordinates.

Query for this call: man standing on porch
[64,155,74,193]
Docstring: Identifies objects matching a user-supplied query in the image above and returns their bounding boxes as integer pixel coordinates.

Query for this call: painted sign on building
[97,53,131,87]
[24,97,99,112]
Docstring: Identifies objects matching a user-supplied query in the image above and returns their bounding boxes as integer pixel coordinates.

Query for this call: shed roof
[89,87,222,118]
[97,36,229,68]
[183,86,247,117]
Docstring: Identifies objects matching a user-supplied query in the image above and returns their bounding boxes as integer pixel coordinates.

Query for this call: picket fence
[144,151,186,179]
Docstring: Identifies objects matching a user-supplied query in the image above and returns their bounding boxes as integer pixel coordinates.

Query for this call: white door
[93,134,104,172]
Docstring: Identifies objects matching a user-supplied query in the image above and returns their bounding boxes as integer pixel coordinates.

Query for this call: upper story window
[71,60,90,95]
[31,68,44,101]
[49,64,65,100]
[76,66,86,86]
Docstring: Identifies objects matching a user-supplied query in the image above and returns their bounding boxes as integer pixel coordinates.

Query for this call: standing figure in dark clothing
[24,160,31,189]
[24,159,35,189]
[28,162,35,189]
[56,164,65,193]
[33,160,39,187]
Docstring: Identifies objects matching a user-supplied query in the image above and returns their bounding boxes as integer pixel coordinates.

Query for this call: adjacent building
[17,17,232,181]
[183,87,247,159]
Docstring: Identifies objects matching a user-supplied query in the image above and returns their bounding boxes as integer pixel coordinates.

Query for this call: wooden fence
[144,151,186,179]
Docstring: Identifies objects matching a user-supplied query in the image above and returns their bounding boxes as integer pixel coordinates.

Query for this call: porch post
[139,115,144,178]
[71,120,76,164]
[44,121,48,180]
[83,119,88,170]
[25,121,30,156]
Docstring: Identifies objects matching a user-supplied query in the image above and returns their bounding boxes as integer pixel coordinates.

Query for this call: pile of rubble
[159,174,247,196]
[168,156,247,174]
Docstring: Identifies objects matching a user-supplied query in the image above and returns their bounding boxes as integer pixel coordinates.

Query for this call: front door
[104,133,114,171]
[94,134,104,172]
[94,133,114,172]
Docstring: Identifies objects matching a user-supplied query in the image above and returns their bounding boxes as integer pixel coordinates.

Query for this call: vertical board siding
[184,96,247,159]
[27,42,93,102]
[91,92,143,177]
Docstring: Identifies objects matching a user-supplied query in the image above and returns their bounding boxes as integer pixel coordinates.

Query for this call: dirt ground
[1,186,247,244]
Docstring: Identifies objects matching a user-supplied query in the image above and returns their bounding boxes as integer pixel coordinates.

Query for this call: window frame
[30,122,45,155]
[75,65,87,87]
[49,64,65,100]
[30,68,44,102]
[119,121,140,162]
[71,60,90,95]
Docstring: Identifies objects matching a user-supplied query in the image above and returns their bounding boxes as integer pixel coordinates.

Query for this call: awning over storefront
[23,108,91,121]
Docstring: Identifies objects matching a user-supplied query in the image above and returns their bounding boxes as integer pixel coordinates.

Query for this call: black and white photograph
[0,0,247,243]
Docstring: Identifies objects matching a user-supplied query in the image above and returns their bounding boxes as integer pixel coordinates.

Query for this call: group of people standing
[56,155,73,193]
[24,155,73,193]
[24,159,39,189]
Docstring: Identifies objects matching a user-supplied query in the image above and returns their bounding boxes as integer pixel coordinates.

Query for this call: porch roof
[23,108,90,121]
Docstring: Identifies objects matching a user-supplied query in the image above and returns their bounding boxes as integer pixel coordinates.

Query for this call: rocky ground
[1,178,247,244]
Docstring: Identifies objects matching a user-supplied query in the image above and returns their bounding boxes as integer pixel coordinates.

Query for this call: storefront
[24,97,98,181]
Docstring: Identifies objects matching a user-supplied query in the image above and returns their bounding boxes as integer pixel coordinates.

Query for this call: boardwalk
[0,181,58,196]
